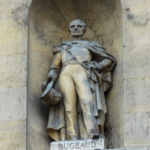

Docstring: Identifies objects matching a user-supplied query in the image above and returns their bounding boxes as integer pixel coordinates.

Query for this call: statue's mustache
[73,30,80,33]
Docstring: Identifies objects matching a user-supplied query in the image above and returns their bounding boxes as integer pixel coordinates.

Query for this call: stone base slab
[50,138,105,150]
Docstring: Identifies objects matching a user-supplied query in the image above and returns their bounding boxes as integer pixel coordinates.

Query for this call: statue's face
[69,20,86,37]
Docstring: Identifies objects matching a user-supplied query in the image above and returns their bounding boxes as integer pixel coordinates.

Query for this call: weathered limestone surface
[0,54,27,88]
[124,78,150,113]
[0,0,150,149]
[0,0,31,150]
[0,120,26,150]
[0,87,26,121]
[27,122,50,150]
[124,112,150,147]
[121,0,150,147]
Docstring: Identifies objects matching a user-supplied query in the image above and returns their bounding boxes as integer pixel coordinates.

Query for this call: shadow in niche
[27,0,122,149]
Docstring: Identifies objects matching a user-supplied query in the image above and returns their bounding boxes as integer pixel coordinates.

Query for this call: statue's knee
[66,111,71,114]
[65,109,76,114]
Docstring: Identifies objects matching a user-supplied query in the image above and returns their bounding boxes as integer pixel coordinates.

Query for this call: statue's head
[68,19,86,37]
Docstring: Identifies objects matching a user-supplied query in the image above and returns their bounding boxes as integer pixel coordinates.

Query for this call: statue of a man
[41,19,116,141]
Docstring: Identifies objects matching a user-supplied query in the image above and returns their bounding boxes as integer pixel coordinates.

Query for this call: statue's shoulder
[82,40,106,52]
[58,40,101,48]
[53,42,70,54]
[53,44,61,54]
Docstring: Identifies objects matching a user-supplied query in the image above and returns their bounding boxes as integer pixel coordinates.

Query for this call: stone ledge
[109,147,150,150]
[50,138,105,150]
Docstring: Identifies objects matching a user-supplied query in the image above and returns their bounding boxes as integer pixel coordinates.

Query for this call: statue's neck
[72,36,83,41]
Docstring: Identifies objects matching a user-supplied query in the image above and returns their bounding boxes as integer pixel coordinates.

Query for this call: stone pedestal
[50,138,105,150]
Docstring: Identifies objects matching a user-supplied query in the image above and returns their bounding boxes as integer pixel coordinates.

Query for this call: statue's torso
[61,42,92,64]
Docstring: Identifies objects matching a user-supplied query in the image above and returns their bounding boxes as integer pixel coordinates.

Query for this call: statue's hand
[41,81,47,92]
[47,76,52,84]
[50,88,62,99]
[47,73,53,83]
[47,69,58,83]
[54,92,62,99]
[88,62,103,71]
[88,63,97,69]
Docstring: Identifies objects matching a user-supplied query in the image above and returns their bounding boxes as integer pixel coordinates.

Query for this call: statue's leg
[58,70,79,140]
[72,65,97,137]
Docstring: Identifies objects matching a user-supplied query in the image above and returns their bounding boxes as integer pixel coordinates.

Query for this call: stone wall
[0,0,31,150]
[121,0,150,147]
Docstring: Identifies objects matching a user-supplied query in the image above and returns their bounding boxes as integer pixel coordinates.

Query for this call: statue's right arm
[47,46,62,84]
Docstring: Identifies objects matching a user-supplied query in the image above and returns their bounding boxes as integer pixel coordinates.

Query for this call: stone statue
[41,19,116,141]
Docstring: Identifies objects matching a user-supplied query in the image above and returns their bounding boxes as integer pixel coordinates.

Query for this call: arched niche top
[29,0,122,44]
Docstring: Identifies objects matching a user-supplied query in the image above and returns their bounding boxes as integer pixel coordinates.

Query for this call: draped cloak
[46,40,116,141]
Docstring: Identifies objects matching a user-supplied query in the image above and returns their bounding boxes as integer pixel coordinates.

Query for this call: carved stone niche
[27,0,123,149]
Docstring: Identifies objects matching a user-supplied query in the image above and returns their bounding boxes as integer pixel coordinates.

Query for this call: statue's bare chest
[61,43,92,63]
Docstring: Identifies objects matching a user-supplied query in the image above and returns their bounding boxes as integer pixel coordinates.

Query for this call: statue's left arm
[87,58,112,71]
[89,41,116,72]
[87,41,116,92]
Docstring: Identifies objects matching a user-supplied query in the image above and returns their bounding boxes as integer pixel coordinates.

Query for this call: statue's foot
[88,130,99,139]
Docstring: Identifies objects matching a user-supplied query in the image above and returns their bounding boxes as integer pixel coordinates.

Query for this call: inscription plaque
[50,138,105,150]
